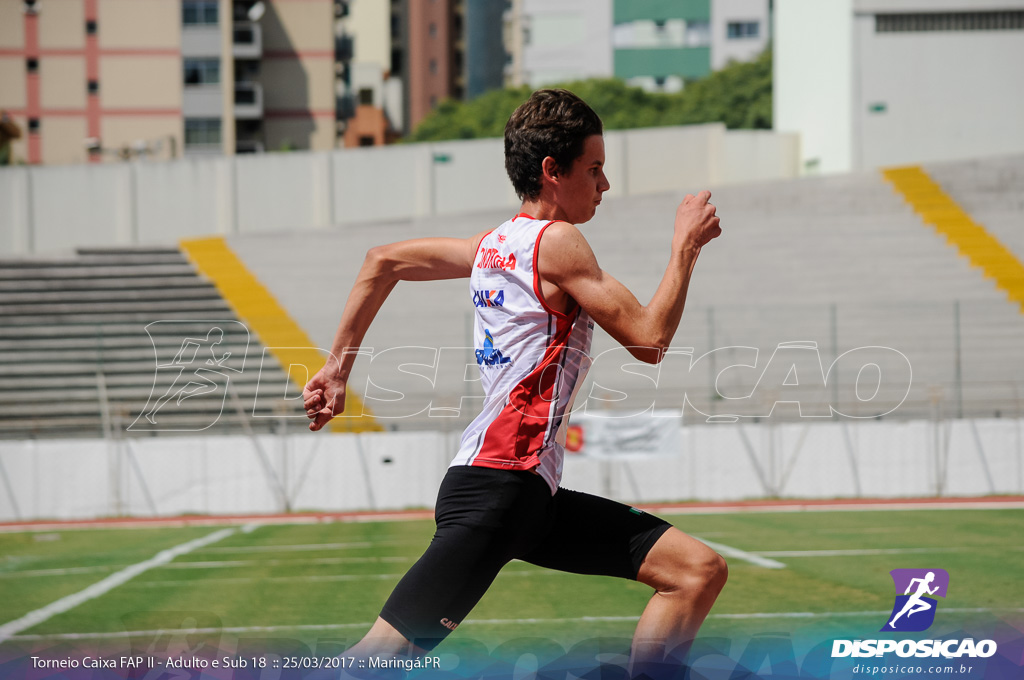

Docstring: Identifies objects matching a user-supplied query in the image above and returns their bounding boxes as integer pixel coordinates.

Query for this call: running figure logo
[882,568,949,632]
[130,321,249,432]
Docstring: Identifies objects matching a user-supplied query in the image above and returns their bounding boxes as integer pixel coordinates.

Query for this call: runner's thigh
[520,488,671,580]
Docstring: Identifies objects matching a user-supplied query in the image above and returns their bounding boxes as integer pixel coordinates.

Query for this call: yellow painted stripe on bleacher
[180,236,380,432]
[883,166,1024,312]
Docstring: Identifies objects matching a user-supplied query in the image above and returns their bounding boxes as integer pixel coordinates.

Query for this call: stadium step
[0,247,316,438]
[181,236,380,434]
[884,165,1024,314]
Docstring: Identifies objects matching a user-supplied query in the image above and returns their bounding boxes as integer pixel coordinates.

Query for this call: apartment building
[0,0,183,165]
[182,0,336,155]
[503,0,613,88]
[335,0,401,146]
[0,0,338,164]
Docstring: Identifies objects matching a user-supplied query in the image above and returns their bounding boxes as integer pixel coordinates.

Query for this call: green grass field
[2,508,1022,677]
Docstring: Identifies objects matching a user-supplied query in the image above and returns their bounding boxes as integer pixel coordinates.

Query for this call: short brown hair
[504,89,603,200]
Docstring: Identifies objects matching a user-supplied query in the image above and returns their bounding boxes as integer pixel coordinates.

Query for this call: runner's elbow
[365,245,397,282]
[628,344,667,364]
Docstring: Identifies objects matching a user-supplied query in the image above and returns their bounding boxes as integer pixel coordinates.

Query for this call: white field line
[755,547,984,557]
[649,501,1024,515]
[0,513,436,534]
[11,608,1024,641]
[198,540,420,553]
[9,545,1001,580]
[696,538,786,569]
[164,556,412,568]
[134,573,406,587]
[0,565,117,578]
[130,568,590,588]
[0,555,414,579]
[0,528,235,642]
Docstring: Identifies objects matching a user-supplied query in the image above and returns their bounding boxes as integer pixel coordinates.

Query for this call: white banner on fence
[567,411,682,458]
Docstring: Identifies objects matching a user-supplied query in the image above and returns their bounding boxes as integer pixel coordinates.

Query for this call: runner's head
[504,89,605,204]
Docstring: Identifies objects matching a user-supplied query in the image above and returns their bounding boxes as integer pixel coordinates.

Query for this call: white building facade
[505,0,769,91]
[775,0,1024,174]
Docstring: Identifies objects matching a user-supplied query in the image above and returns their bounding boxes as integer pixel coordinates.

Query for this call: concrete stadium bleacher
[2,155,1021,438]
[0,247,304,438]
[925,154,1024,265]
[228,156,1024,426]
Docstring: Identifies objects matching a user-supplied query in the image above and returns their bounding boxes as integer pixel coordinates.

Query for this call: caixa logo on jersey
[472,289,505,308]
[831,568,997,659]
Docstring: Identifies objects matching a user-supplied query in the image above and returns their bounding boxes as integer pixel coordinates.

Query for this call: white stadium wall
[0,418,1021,521]
[136,158,234,242]
[0,125,799,256]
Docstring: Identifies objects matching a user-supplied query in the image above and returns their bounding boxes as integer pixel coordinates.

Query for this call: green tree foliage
[407,48,772,142]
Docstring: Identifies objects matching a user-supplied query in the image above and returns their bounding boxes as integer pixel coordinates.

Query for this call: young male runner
[303,89,726,673]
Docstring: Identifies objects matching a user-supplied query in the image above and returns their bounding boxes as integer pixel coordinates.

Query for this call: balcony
[233,21,262,59]
[234,81,264,120]
[336,93,356,121]
[236,139,265,154]
[182,25,221,58]
[335,34,354,62]
[183,85,223,118]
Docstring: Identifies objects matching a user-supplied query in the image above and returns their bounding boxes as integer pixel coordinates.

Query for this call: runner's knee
[641,534,728,596]
[678,545,728,595]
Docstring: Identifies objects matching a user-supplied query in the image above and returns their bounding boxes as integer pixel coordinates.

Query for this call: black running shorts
[379,465,672,650]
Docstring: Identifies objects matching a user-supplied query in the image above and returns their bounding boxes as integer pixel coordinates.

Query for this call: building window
[876,11,1024,32]
[28,118,40,132]
[727,21,760,39]
[26,58,38,73]
[87,80,99,94]
[234,24,255,44]
[185,119,221,146]
[358,88,374,105]
[684,20,711,46]
[182,1,219,26]
[184,58,220,85]
[85,20,97,35]
[390,47,403,76]
[359,135,375,147]
[429,58,437,75]
[429,22,437,38]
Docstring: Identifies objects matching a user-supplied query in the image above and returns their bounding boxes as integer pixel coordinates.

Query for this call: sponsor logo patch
[475,328,512,367]
[473,289,505,308]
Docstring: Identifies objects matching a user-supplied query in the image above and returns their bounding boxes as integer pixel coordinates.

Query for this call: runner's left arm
[303,233,487,431]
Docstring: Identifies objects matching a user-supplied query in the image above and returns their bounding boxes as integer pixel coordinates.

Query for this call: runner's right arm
[303,232,488,431]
